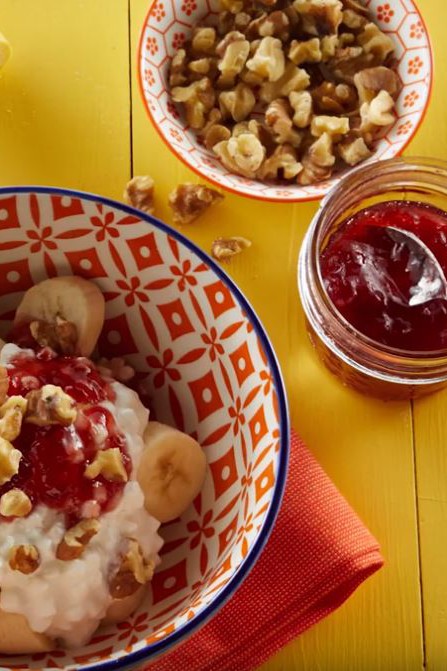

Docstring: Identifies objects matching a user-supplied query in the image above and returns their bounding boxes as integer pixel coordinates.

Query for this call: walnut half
[56,519,100,561]
[84,448,128,483]
[0,489,32,518]
[9,545,40,574]
[124,175,155,215]
[0,437,22,486]
[211,236,252,261]
[25,385,77,427]
[169,184,224,224]
[109,539,155,598]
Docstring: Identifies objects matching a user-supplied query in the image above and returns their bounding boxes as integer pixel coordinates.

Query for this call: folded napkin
[145,431,383,671]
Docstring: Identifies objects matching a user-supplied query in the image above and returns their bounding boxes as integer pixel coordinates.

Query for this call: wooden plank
[407,0,447,668]
[0,0,130,198]
[131,0,425,667]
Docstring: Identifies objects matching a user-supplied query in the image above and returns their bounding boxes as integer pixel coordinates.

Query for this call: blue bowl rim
[0,185,290,671]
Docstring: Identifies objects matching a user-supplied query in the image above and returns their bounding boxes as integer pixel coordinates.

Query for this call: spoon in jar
[386,226,447,307]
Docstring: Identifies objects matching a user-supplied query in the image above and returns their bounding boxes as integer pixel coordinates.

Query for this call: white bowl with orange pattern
[138,0,433,202]
[0,187,289,670]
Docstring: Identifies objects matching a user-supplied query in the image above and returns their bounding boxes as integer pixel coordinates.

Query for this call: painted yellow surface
[0,0,445,668]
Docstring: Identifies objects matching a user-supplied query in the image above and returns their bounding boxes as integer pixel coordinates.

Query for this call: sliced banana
[102,585,146,626]
[0,609,53,654]
[14,276,105,357]
[138,422,207,523]
[0,32,11,71]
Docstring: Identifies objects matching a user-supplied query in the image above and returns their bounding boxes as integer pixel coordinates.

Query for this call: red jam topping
[1,348,131,524]
[321,201,447,351]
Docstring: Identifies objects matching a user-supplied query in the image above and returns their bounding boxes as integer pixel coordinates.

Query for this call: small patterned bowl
[0,187,289,670]
[138,0,433,202]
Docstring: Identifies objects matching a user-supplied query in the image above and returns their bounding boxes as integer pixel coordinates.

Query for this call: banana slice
[0,32,11,70]
[0,609,53,654]
[102,585,146,626]
[14,276,105,357]
[138,422,207,523]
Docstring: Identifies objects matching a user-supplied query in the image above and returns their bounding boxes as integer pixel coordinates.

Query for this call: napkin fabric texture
[146,431,383,671]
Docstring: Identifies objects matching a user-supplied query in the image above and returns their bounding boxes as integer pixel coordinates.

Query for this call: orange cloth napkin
[145,431,383,671]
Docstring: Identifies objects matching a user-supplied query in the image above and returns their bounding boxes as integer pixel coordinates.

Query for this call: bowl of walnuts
[138,0,432,202]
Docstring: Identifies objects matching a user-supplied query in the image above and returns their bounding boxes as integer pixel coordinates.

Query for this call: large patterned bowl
[138,0,433,202]
[0,187,289,670]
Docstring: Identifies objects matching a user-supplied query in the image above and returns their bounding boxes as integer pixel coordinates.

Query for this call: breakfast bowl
[0,186,289,670]
[138,0,433,203]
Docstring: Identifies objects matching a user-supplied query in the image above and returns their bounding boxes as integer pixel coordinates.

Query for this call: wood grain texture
[0,0,130,198]
[131,0,426,668]
[0,0,442,668]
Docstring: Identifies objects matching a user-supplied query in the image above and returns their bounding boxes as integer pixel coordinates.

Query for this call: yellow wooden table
[0,1,446,668]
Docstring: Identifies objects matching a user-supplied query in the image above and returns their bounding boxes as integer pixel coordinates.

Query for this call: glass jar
[298,156,447,401]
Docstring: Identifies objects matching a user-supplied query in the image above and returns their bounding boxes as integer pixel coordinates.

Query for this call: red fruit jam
[1,347,131,524]
[320,201,447,352]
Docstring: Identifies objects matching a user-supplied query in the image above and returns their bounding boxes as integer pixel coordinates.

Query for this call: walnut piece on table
[169,183,224,224]
[124,175,155,215]
[211,236,252,261]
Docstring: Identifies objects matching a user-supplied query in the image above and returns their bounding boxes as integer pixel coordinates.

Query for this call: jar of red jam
[298,157,447,400]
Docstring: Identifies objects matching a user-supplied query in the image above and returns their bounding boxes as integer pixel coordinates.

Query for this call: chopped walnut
[30,318,78,355]
[192,27,217,55]
[289,38,322,65]
[342,0,370,16]
[169,49,187,87]
[0,489,32,518]
[26,385,77,427]
[320,34,339,60]
[188,57,213,76]
[169,183,224,224]
[124,175,155,215]
[311,114,350,137]
[342,8,368,30]
[337,134,372,165]
[84,448,128,483]
[298,132,335,184]
[246,36,285,82]
[358,22,394,62]
[9,545,40,574]
[56,519,100,561]
[217,33,250,87]
[219,83,256,122]
[109,539,155,598]
[294,0,343,36]
[234,12,252,31]
[289,90,313,128]
[171,78,215,130]
[0,396,27,442]
[312,81,357,114]
[214,133,266,178]
[247,11,290,41]
[265,99,302,146]
[258,144,303,180]
[204,123,232,150]
[211,236,252,261]
[220,0,243,13]
[260,62,310,103]
[0,438,22,486]
[360,89,395,131]
[354,66,399,104]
